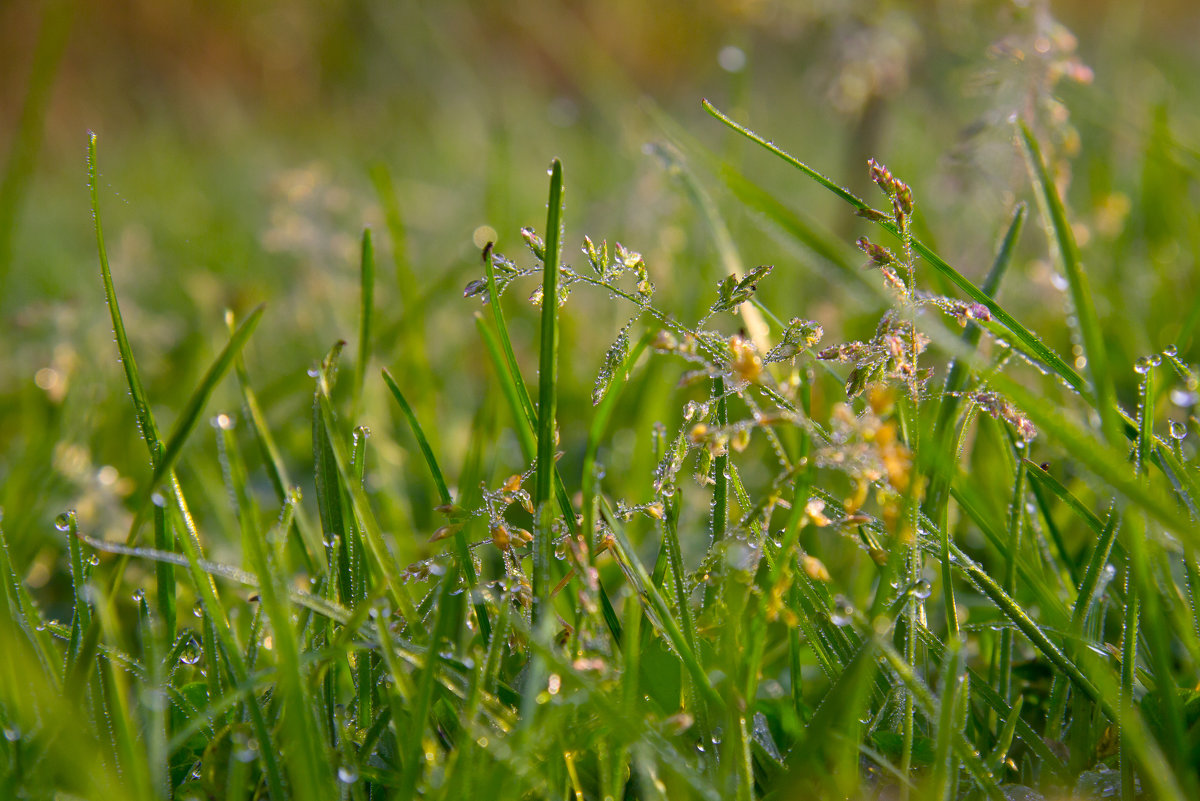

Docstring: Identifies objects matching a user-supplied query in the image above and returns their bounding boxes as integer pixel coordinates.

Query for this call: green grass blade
[353,228,375,417]
[0,523,58,682]
[991,372,1195,538]
[164,474,289,801]
[382,368,452,505]
[231,337,323,572]
[132,305,265,533]
[534,158,564,627]
[702,100,1090,401]
[1019,121,1121,445]
[582,329,653,562]
[398,563,463,801]
[230,427,333,801]
[997,457,1028,705]
[369,162,417,295]
[63,511,92,679]
[383,368,483,598]
[777,639,881,799]
[314,386,418,625]
[88,132,163,453]
[1121,563,1140,801]
[601,502,722,711]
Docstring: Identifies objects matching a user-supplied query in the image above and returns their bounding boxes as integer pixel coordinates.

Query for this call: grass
[6,6,1200,800]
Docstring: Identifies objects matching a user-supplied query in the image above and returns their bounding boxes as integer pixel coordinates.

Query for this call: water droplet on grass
[1170,420,1188,440]
[54,511,74,531]
[337,766,359,784]
[830,596,854,626]
[1170,388,1198,407]
[179,637,201,665]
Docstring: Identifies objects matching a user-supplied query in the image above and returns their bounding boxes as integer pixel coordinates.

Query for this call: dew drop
[830,596,855,627]
[1170,388,1199,407]
[911,579,933,600]
[151,492,167,508]
[54,511,74,531]
[337,766,359,784]
[179,637,202,665]
[87,554,100,566]
[1133,356,1154,375]
[1170,420,1188,440]
[1164,344,1179,357]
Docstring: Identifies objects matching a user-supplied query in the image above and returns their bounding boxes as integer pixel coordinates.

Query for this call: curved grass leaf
[701,100,1090,402]
[1019,121,1121,445]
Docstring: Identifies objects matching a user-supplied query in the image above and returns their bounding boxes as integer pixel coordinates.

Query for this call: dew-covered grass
[5,3,1200,800]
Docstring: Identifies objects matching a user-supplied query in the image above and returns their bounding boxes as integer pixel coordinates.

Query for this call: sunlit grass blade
[130,304,265,536]
[162,473,289,801]
[88,132,163,453]
[702,100,1090,401]
[1019,121,1121,445]
[991,372,1195,538]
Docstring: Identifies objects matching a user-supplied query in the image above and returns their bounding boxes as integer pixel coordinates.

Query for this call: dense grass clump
[6,61,1200,801]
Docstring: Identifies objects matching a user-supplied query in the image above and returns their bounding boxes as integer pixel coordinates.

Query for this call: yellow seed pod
[491,523,512,550]
[801,554,832,582]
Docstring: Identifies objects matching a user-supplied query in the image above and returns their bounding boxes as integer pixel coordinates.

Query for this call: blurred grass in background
[2,0,1199,654]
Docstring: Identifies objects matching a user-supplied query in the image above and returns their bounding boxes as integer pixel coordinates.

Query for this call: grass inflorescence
[5,85,1200,801]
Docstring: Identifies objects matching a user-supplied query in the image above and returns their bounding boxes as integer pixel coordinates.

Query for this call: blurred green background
[3,0,1199,615]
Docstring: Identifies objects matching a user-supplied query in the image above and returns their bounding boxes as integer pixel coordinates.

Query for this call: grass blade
[534,158,564,627]
[88,132,162,455]
[131,304,265,533]
[397,563,463,801]
[702,100,1091,401]
[353,227,375,416]
[383,367,487,635]
[1019,121,1121,445]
